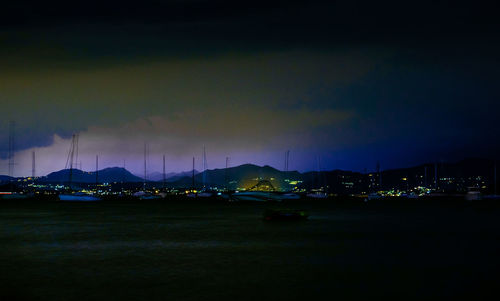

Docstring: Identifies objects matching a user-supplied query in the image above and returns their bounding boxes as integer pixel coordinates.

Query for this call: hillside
[40,167,143,183]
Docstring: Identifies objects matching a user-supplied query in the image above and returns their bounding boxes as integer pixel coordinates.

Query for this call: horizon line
[0,157,495,179]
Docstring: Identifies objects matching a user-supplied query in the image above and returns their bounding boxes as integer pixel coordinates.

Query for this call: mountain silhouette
[2,157,497,194]
[41,167,143,183]
[0,175,14,183]
[135,170,200,182]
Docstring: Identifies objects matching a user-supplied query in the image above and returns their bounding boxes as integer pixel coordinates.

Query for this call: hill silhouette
[2,158,497,194]
[41,167,143,183]
[136,170,200,182]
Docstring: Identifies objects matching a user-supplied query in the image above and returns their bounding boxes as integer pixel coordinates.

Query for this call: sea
[1,199,500,300]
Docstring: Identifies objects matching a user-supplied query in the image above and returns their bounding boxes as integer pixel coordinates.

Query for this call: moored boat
[1,192,31,200]
[231,191,283,202]
[197,191,215,198]
[59,192,101,202]
[281,192,301,200]
[306,191,328,199]
[133,191,162,200]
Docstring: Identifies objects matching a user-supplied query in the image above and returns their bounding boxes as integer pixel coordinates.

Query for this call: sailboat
[306,156,328,199]
[59,192,101,202]
[231,191,280,202]
[134,143,162,200]
[281,150,300,200]
[197,146,214,198]
[59,134,101,202]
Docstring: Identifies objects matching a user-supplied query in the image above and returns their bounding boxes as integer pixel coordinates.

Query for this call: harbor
[1,1,499,299]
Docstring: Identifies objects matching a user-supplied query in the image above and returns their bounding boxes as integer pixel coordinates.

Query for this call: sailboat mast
[96,155,99,187]
[163,155,166,189]
[318,156,326,193]
[192,157,195,189]
[202,146,207,188]
[122,159,125,193]
[68,134,76,188]
[143,143,147,190]
[8,121,15,179]
[32,151,36,179]
[225,156,229,191]
[75,134,79,170]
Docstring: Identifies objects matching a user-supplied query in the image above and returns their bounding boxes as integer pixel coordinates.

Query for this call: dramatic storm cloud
[0,0,499,176]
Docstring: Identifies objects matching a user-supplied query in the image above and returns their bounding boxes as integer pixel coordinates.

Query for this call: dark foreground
[1,198,500,300]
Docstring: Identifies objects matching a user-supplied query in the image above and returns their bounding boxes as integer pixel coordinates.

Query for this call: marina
[1,1,498,299]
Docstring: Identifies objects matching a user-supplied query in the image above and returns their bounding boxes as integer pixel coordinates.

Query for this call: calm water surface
[1,200,499,300]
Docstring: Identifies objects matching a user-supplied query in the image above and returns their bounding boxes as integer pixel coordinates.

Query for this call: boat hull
[231,191,283,202]
[1,193,30,200]
[306,192,328,199]
[59,194,101,202]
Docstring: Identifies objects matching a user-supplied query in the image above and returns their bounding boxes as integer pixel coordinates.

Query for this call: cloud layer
[1,1,499,175]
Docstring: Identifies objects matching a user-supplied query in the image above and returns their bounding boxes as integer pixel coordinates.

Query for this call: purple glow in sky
[1,1,499,176]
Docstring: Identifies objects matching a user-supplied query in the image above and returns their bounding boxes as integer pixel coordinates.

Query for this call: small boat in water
[231,191,301,202]
[367,192,382,200]
[197,191,215,198]
[231,191,281,202]
[465,187,482,201]
[59,192,101,202]
[263,209,309,221]
[133,191,162,200]
[281,192,301,200]
[58,135,101,202]
[306,191,328,199]
[0,192,31,200]
[139,194,162,200]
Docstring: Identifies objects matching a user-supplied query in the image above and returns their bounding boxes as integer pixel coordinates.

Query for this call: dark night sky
[0,0,499,176]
